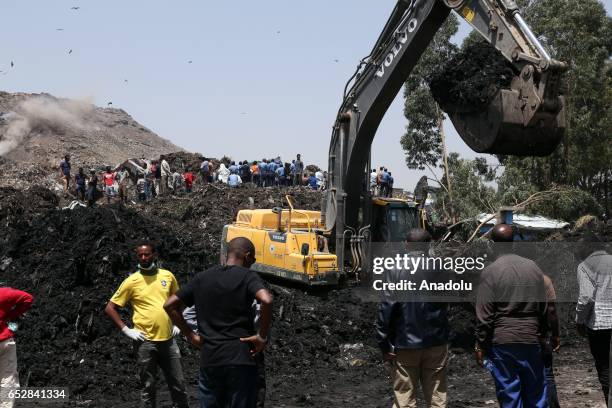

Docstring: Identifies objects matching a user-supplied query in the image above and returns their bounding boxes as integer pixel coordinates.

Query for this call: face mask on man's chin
[139,262,157,272]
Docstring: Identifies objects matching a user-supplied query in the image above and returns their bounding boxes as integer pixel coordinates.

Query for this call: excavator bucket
[449,88,566,156]
[446,58,566,157]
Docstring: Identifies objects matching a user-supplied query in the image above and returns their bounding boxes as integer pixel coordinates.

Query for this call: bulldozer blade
[449,89,566,156]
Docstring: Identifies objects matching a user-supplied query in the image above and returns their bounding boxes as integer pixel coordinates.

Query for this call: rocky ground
[0,182,608,407]
[0,91,182,190]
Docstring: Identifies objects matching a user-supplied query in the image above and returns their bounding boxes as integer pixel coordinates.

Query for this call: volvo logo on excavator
[375,18,418,78]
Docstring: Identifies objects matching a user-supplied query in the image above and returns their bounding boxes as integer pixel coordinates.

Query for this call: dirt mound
[429,42,515,113]
[0,91,183,188]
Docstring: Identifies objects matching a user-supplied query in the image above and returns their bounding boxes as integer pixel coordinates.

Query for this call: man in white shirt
[576,245,612,404]
[160,157,171,196]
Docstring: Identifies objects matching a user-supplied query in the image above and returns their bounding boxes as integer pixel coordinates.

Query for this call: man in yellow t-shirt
[105,242,189,408]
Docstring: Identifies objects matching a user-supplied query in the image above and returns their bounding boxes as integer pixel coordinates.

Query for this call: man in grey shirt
[475,224,548,408]
[293,154,304,186]
[576,243,612,405]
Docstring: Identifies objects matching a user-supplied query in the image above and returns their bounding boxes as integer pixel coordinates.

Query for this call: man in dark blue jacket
[375,229,449,408]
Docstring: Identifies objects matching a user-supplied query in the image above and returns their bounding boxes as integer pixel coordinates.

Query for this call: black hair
[227,237,255,258]
[491,224,514,243]
[136,241,157,253]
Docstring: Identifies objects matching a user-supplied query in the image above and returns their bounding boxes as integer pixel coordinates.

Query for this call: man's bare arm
[255,288,273,339]
[164,294,201,348]
[104,302,126,330]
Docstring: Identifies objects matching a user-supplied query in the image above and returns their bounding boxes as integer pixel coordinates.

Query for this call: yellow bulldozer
[221,195,425,285]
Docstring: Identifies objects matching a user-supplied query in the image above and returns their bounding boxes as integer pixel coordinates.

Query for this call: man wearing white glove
[105,242,189,408]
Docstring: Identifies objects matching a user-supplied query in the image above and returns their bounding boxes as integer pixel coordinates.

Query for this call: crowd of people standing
[370,166,395,197]
[201,153,326,191]
[58,153,327,207]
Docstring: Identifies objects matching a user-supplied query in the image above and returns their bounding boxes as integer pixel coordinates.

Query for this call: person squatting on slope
[105,242,189,408]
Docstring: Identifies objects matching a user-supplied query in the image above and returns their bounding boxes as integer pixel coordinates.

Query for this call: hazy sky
[1,0,610,190]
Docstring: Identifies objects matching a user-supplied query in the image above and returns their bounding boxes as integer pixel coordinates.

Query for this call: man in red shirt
[102,166,117,204]
[0,287,34,408]
[183,169,194,193]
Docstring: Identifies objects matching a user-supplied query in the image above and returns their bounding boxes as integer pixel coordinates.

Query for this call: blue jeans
[198,365,257,408]
[487,344,547,408]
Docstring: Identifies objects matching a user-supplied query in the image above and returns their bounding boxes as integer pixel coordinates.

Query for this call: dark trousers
[86,186,96,206]
[587,328,611,404]
[255,353,266,408]
[76,185,85,200]
[136,339,189,408]
[487,344,547,408]
[198,365,257,408]
[542,341,560,408]
[293,173,302,186]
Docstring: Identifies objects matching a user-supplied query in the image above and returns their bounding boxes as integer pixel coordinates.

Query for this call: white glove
[172,326,181,337]
[122,326,146,341]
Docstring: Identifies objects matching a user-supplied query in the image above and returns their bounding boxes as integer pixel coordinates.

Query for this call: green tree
[435,153,498,222]
[501,0,612,213]
[400,15,458,171]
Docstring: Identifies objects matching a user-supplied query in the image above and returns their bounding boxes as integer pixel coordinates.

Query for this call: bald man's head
[491,224,514,243]
[226,237,256,267]
[405,229,432,243]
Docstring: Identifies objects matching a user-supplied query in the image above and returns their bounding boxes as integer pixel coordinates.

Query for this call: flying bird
[107,102,113,106]
[276,30,280,34]
[188,60,193,64]
[10,61,14,67]
[240,112,247,115]
[56,28,64,31]
[124,79,128,83]
[68,49,73,54]
[333,59,339,63]
[71,6,80,10]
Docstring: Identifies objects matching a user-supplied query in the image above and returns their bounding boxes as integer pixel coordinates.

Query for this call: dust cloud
[0,96,94,156]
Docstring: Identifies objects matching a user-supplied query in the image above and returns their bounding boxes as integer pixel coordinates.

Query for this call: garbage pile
[429,41,515,113]
[0,184,608,406]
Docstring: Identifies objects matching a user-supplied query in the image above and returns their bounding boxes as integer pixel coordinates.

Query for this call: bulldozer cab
[371,198,419,242]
